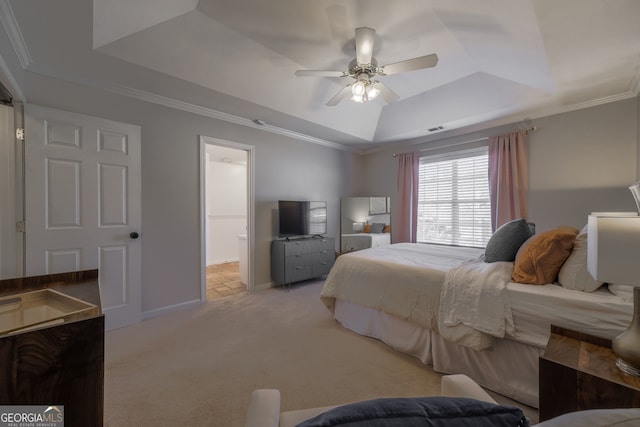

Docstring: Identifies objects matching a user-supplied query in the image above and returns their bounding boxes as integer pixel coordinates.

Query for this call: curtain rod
[392,126,537,157]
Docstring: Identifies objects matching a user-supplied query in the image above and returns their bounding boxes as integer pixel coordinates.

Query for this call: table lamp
[587,211,640,375]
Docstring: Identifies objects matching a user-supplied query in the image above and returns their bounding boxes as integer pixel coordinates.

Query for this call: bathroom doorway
[199,136,254,301]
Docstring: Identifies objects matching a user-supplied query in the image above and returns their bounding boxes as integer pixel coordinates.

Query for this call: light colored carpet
[104,279,538,426]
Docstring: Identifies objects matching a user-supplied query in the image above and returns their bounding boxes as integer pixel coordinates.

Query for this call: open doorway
[199,136,254,301]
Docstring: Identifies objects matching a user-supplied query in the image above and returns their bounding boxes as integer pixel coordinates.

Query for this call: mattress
[340,233,391,252]
[507,282,632,347]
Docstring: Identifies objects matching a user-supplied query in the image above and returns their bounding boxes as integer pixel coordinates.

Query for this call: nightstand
[539,325,640,421]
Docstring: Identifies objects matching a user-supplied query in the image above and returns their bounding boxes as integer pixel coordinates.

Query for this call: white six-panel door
[24,104,141,330]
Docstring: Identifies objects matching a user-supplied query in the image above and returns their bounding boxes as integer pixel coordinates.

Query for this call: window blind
[417,147,491,247]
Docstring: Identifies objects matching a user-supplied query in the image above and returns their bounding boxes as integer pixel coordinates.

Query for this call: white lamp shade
[631,181,640,213]
[351,81,366,97]
[587,214,640,285]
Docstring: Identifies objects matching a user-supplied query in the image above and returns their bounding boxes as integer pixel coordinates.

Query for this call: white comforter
[321,243,490,343]
[438,258,515,350]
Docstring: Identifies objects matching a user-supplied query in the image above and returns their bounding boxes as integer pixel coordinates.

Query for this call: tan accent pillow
[383,224,390,233]
[512,226,579,285]
[363,224,371,233]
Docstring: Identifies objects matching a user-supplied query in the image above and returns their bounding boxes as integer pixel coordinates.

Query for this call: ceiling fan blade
[355,27,376,65]
[326,85,352,106]
[374,82,399,104]
[295,70,347,77]
[379,53,439,76]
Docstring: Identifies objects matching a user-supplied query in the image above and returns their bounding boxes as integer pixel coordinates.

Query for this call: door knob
[129,232,139,239]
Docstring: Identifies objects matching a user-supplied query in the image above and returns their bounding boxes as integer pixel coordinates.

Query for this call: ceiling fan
[295,27,438,106]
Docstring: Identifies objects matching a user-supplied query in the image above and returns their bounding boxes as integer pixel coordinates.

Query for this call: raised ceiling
[6,0,640,150]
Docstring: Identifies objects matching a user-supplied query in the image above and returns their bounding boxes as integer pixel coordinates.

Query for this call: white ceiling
[6,0,640,150]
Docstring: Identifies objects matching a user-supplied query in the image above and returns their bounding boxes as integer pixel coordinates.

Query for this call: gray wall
[23,71,358,313]
[359,97,639,233]
[527,99,638,230]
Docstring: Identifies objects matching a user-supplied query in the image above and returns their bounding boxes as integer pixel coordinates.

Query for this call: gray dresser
[271,237,335,286]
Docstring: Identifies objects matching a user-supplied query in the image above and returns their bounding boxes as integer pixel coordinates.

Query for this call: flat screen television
[278,200,327,237]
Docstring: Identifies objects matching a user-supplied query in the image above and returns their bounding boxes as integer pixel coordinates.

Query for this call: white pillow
[558,226,603,292]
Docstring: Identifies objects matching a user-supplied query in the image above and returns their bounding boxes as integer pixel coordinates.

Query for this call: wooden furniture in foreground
[539,325,640,421]
[0,270,104,427]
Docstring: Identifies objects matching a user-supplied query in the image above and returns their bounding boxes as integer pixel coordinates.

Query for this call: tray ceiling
[7,0,640,149]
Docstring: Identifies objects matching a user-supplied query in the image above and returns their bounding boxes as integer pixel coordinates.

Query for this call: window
[417,147,491,247]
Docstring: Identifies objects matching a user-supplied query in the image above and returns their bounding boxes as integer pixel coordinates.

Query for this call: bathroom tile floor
[206,262,246,300]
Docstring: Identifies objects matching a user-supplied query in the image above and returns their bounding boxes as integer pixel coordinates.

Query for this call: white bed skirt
[334,299,432,364]
[334,299,542,408]
[431,332,542,408]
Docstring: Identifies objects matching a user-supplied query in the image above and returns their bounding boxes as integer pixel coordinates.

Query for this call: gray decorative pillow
[484,218,535,263]
[296,396,529,427]
[370,222,386,234]
[527,222,536,234]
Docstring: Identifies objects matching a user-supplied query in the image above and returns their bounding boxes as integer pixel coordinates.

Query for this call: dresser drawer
[271,237,335,286]
[285,264,313,283]
[283,241,315,256]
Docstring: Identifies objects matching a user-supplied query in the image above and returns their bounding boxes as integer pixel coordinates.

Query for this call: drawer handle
[320,262,327,265]
[295,266,303,270]
[320,250,327,254]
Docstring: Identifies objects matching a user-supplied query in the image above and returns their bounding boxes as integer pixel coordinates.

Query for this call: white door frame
[199,136,255,297]
[0,103,17,278]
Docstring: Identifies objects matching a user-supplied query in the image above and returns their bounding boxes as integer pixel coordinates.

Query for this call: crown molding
[0,0,32,68]
[104,83,352,151]
[0,46,24,101]
[559,91,638,114]
[27,67,353,152]
[127,84,632,158]
[356,90,639,156]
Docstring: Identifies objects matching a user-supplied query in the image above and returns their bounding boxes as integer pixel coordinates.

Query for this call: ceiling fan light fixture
[351,80,367,97]
[366,84,380,100]
[295,27,438,107]
[350,77,379,103]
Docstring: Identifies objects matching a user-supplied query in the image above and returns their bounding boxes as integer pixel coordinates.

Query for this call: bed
[320,230,633,408]
[340,232,391,252]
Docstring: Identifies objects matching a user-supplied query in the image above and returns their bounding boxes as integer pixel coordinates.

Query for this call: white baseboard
[252,281,275,292]
[142,282,276,319]
[142,299,202,321]
[206,259,240,266]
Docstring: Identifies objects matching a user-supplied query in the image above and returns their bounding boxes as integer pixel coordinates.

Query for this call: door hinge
[16,128,24,141]
[16,221,25,233]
